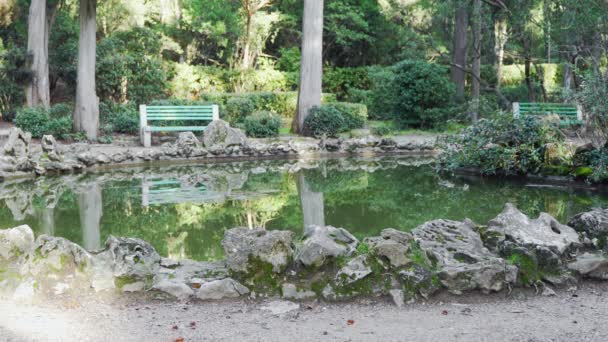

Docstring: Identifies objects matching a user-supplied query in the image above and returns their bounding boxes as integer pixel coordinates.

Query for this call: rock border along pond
[2,204,608,306]
[0,122,436,180]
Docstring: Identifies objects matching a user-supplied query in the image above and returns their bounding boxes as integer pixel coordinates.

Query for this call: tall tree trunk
[74,0,99,140]
[494,16,507,91]
[242,13,252,69]
[451,4,469,102]
[471,0,482,121]
[26,0,51,108]
[523,33,536,102]
[293,0,324,134]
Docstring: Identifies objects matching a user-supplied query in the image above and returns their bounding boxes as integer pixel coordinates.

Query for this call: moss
[356,242,370,255]
[507,252,541,285]
[114,275,139,289]
[236,256,283,295]
[574,166,593,178]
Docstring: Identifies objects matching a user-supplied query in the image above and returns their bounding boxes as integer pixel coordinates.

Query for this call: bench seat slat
[147,126,207,132]
[147,117,214,120]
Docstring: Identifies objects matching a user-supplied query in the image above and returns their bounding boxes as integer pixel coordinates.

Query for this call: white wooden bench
[139,104,219,147]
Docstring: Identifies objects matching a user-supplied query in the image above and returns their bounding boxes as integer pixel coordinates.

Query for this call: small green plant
[15,105,73,138]
[324,102,367,130]
[225,97,255,125]
[303,105,346,137]
[243,110,282,138]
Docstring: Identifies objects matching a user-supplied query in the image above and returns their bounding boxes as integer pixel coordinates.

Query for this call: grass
[367,120,467,136]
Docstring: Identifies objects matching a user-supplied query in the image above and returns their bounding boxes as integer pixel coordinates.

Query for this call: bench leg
[141,129,151,148]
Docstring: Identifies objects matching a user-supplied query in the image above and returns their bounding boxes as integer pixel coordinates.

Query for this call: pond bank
[1,282,607,342]
[0,124,437,180]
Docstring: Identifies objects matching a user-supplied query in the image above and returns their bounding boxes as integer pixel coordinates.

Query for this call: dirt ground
[1,282,607,342]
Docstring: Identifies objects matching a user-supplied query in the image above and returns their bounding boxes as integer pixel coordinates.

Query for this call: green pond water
[0,156,607,261]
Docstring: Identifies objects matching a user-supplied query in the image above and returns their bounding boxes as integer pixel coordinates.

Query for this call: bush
[225,97,255,125]
[99,102,139,134]
[303,105,346,137]
[244,111,282,138]
[323,67,371,101]
[48,103,72,119]
[436,116,563,176]
[389,60,455,128]
[324,102,367,130]
[15,105,73,139]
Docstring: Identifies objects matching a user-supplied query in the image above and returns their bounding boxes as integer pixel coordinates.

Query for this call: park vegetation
[0,0,606,149]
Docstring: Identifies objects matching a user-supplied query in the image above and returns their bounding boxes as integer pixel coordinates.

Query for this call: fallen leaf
[347,319,355,325]
[191,283,202,289]
[189,322,196,327]
[441,310,448,316]
[175,337,184,342]
[172,325,179,330]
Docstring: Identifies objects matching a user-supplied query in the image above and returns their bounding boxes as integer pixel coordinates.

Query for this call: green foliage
[99,102,139,134]
[389,60,455,128]
[0,43,27,121]
[225,97,255,125]
[437,116,563,176]
[14,106,73,139]
[323,102,367,130]
[243,110,282,138]
[303,105,346,138]
[323,67,371,101]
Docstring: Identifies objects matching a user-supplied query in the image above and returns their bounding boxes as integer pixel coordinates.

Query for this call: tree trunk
[242,13,252,69]
[297,172,325,236]
[471,0,482,121]
[74,0,99,140]
[26,0,51,108]
[451,4,469,102]
[523,34,536,102]
[293,0,324,134]
[494,17,507,90]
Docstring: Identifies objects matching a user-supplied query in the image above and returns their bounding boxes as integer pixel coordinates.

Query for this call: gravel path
[1,282,607,342]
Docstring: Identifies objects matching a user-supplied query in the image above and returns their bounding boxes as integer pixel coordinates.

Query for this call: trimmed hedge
[324,102,367,130]
[244,111,282,138]
[303,105,346,137]
[15,106,73,139]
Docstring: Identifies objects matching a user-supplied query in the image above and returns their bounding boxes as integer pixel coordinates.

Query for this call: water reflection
[0,156,606,261]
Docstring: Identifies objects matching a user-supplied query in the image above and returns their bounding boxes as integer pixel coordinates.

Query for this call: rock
[153,279,194,300]
[0,225,35,262]
[121,281,145,292]
[3,128,31,158]
[222,228,293,273]
[12,279,35,301]
[398,266,440,299]
[542,285,556,297]
[196,278,249,300]
[281,283,316,300]
[41,135,62,162]
[203,120,247,148]
[296,225,359,268]
[260,300,300,315]
[335,255,372,285]
[413,219,516,294]
[176,132,202,157]
[567,252,608,280]
[486,203,580,255]
[389,289,404,307]
[568,208,608,242]
[23,235,92,277]
[96,236,161,282]
[364,228,415,268]
[160,257,180,268]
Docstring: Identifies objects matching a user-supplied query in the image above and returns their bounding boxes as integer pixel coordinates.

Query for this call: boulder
[23,235,92,277]
[96,236,161,282]
[3,128,31,159]
[176,132,202,157]
[413,219,516,294]
[203,120,247,148]
[544,142,575,166]
[41,135,62,162]
[335,255,372,285]
[568,208,608,242]
[295,225,359,268]
[195,278,249,300]
[281,283,316,300]
[222,228,293,273]
[153,279,194,300]
[567,252,608,280]
[364,228,414,268]
[389,289,404,307]
[0,225,35,263]
[486,203,580,255]
[260,300,300,315]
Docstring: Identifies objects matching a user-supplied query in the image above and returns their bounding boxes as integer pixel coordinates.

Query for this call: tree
[293,0,323,134]
[470,0,482,121]
[26,0,58,109]
[239,0,271,69]
[74,0,99,140]
[450,1,468,102]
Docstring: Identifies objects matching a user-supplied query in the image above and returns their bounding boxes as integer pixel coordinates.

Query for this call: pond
[0,156,607,261]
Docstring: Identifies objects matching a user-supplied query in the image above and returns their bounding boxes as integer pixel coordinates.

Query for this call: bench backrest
[513,102,583,125]
[141,105,219,123]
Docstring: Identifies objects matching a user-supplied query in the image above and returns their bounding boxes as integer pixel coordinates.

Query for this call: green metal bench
[513,102,583,126]
[139,104,219,147]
